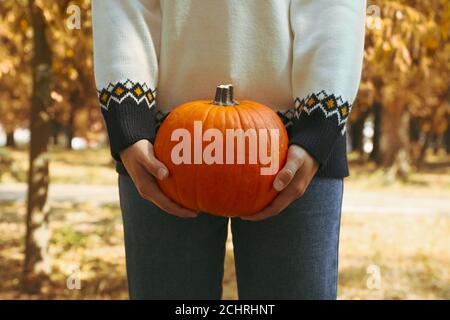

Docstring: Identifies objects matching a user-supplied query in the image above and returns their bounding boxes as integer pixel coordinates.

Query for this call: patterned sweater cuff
[285,91,352,165]
[288,112,341,165]
[98,81,157,162]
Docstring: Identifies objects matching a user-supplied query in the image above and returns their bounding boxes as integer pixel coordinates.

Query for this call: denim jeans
[118,174,344,300]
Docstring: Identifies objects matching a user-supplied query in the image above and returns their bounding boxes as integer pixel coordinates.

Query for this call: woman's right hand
[120,139,198,218]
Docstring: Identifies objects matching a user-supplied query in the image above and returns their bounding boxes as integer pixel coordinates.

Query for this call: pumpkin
[154,84,288,217]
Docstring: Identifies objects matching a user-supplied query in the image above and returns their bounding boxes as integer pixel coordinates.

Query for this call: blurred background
[0,0,449,299]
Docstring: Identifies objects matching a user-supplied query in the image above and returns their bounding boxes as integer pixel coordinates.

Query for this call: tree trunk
[433,133,441,155]
[64,112,74,149]
[409,117,421,165]
[51,120,60,146]
[6,131,16,148]
[370,101,382,164]
[409,117,421,143]
[380,101,411,181]
[22,0,53,294]
[445,121,450,154]
[409,117,428,169]
[351,112,367,156]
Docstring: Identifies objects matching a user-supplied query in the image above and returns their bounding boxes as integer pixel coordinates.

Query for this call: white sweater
[92,0,366,177]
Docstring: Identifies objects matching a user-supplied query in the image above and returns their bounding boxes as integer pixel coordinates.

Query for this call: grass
[0,201,448,300]
[346,152,450,192]
[0,146,449,299]
[0,201,127,300]
[339,213,449,299]
[0,147,117,185]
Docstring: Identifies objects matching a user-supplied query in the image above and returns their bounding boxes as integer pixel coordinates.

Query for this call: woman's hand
[120,139,198,218]
[242,145,319,221]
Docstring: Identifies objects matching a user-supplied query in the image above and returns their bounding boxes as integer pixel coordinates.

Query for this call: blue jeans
[118,174,343,300]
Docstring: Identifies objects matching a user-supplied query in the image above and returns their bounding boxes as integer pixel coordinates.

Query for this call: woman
[92,0,366,299]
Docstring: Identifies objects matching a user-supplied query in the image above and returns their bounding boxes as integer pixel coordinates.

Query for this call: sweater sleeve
[92,0,160,161]
[288,0,366,165]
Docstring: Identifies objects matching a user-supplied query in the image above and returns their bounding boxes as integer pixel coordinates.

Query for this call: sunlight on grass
[0,200,448,299]
[338,213,449,299]
[0,147,117,185]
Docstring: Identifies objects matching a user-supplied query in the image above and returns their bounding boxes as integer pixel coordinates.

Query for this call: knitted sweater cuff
[288,110,341,165]
[101,99,156,162]
[98,81,157,162]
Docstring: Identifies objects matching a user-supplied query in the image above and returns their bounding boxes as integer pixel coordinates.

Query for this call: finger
[143,184,199,218]
[137,169,198,218]
[138,143,169,180]
[152,191,199,218]
[242,190,294,221]
[243,169,308,221]
[273,147,305,191]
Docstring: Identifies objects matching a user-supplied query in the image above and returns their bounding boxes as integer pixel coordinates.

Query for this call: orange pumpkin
[154,85,288,217]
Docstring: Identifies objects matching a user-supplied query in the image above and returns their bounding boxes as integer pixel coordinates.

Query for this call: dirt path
[0,183,449,215]
[0,183,118,206]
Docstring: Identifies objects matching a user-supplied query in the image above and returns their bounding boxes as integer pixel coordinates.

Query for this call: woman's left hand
[242,144,319,221]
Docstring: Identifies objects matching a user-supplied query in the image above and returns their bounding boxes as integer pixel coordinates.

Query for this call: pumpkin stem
[213,84,238,106]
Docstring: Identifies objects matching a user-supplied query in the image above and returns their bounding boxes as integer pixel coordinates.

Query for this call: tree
[47,0,99,148]
[0,0,32,146]
[22,0,53,293]
[19,0,101,292]
[354,0,450,179]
